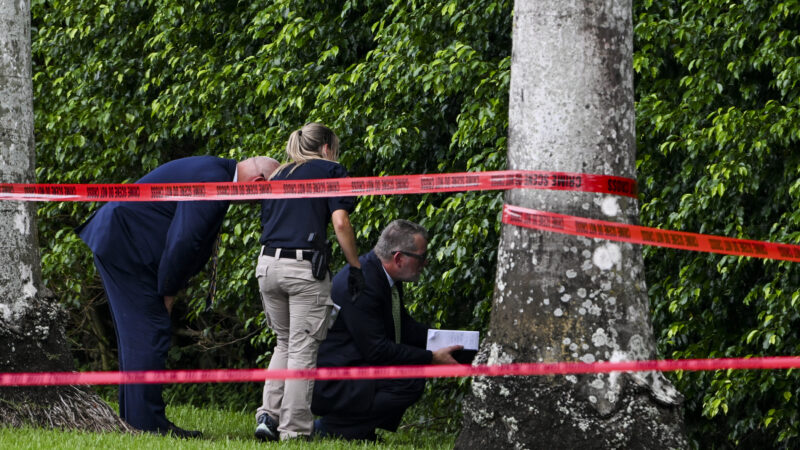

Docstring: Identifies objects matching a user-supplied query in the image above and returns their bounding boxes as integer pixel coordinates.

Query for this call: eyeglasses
[394,250,428,263]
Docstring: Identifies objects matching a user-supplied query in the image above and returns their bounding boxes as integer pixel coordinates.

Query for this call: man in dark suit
[310,219,461,441]
[76,155,278,438]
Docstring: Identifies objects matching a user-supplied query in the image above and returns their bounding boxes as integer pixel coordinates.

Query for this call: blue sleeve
[327,163,356,214]
[158,200,229,296]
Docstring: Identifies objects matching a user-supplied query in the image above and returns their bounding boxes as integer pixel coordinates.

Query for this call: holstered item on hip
[307,233,332,280]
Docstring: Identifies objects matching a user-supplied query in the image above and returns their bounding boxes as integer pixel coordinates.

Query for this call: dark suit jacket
[312,251,432,415]
[76,156,236,296]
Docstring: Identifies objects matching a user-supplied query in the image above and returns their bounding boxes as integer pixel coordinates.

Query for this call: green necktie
[391,284,401,344]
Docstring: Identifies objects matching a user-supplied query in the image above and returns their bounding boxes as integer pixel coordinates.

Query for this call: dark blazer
[312,251,432,415]
[76,156,237,296]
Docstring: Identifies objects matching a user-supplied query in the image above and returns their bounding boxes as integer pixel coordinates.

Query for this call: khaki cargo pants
[255,249,334,439]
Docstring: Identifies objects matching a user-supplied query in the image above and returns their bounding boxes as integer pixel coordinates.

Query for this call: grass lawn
[0,403,455,449]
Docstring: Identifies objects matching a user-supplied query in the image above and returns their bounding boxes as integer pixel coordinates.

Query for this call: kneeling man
[311,219,461,441]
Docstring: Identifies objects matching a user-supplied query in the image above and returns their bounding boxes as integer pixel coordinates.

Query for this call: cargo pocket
[305,293,334,341]
[259,291,275,330]
[262,308,275,330]
[315,289,339,330]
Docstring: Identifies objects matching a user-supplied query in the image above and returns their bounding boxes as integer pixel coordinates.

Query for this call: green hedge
[635,0,800,447]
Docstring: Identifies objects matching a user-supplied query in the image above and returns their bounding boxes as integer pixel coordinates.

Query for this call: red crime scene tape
[2,357,800,386]
[4,173,799,385]
[0,170,637,202]
[503,205,800,263]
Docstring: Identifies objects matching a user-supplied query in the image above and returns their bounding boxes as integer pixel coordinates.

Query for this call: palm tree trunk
[0,0,128,432]
[456,1,687,448]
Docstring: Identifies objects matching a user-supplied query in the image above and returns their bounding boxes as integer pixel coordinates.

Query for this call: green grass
[0,403,455,449]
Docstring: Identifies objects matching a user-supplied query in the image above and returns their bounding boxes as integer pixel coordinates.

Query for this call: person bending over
[77,155,279,438]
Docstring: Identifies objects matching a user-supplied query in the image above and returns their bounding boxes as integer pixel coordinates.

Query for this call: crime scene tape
[503,205,800,263]
[0,170,637,202]
[2,356,800,386]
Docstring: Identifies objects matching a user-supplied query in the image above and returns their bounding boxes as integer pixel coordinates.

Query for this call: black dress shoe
[161,423,203,439]
[255,414,279,442]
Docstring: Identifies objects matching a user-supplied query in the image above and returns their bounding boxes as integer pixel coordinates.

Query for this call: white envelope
[425,329,479,351]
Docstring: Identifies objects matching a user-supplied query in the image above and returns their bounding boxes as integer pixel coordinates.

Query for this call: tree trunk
[0,0,128,431]
[456,1,687,448]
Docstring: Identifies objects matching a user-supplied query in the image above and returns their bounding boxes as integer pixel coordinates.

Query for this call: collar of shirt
[381,265,395,288]
[233,166,238,182]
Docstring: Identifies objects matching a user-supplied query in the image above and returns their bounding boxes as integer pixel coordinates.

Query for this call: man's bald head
[237,156,280,182]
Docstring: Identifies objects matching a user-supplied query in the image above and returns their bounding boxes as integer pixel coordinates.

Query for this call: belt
[261,246,314,262]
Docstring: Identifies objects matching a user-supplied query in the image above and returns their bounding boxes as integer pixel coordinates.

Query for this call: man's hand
[164,296,176,316]
[431,345,463,365]
[347,266,366,300]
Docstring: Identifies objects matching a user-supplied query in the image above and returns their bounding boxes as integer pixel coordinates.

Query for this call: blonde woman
[254,123,364,441]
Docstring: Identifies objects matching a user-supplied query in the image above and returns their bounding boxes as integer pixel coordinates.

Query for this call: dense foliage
[30,0,800,446]
[635,0,800,448]
[30,0,511,427]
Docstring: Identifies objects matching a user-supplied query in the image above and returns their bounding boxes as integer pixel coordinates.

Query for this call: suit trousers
[255,252,333,439]
[93,255,172,432]
[320,378,426,440]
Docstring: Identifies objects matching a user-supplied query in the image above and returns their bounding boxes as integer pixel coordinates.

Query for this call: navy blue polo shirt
[259,159,356,249]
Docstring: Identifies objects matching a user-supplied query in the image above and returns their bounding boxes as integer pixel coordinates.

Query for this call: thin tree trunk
[87,300,114,371]
[0,0,128,431]
[456,1,687,448]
